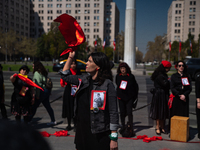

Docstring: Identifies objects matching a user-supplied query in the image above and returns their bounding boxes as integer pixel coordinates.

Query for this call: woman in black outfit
[150,61,171,135]
[0,64,7,119]
[170,60,192,118]
[195,73,200,139]
[10,65,35,123]
[115,62,138,137]
[60,51,119,150]
[61,58,81,130]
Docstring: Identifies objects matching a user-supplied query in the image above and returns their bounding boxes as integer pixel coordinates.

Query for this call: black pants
[196,102,200,138]
[118,98,133,126]
[30,89,55,122]
[0,103,7,119]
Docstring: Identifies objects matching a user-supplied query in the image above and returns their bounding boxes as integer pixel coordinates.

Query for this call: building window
[66,10,71,14]
[47,10,53,14]
[57,10,62,14]
[48,4,53,7]
[75,4,81,7]
[85,3,90,7]
[66,4,71,7]
[75,10,81,14]
[47,16,53,20]
[57,4,62,7]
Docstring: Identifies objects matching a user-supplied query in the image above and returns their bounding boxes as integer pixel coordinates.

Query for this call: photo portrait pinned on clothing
[90,90,106,110]
[119,80,127,90]
[71,84,78,96]
[181,77,190,86]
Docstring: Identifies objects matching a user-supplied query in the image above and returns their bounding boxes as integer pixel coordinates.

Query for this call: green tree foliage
[116,31,124,62]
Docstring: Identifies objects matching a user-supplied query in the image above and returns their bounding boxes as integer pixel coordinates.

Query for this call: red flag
[190,40,193,53]
[94,39,97,47]
[179,40,181,53]
[14,74,44,91]
[169,40,171,52]
[113,39,116,51]
[54,14,85,56]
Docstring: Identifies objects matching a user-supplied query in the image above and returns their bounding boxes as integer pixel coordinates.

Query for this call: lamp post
[14,48,16,64]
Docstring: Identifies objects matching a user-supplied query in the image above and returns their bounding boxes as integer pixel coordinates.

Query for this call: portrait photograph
[181,77,190,86]
[119,80,127,90]
[90,90,106,110]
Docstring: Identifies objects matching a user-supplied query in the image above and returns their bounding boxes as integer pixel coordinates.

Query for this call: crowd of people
[0,55,200,149]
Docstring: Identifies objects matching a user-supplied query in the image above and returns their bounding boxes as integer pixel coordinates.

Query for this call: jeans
[30,89,55,122]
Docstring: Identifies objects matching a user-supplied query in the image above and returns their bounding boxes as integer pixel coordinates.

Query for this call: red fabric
[15,74,44,91]
[179,40,181,53]
[119,73,130,76]
[40,131,51,137]
[70,68,77,75]
[60,78,67,87]
[161,61,172,68]
[53,130,68,137]
[113,39,116,51]
[168,93,175,109]
[169,41,171,52]
[94,39,97,47]
[54,14,85,55]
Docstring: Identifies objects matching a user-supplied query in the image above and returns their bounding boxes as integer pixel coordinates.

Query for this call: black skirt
[149,88,169,120]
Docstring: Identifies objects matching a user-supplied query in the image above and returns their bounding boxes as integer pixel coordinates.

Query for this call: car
[53,59,86,72]
[185,58,200,80]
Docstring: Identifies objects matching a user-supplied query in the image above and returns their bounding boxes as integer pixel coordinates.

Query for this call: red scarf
[60,68,77,87]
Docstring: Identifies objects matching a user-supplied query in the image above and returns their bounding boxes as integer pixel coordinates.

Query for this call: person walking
[10,65,35,123]
[29,61,56,125]
[60,58,81,130]
[195,74,200,139]
[170,60,192,118]
[149,61,171,135]
[115,62,138,137]
[0,64,7,119]
[60,51,119,150]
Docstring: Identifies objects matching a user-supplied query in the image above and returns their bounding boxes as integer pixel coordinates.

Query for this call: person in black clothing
[60,51,119,150]
[195,74,200,139]
[149,61,171,135]
[10,65,35,124]
[61,59,81,131]
[115,62,138,137]
[170,60,192,118]
[0,64,7,119]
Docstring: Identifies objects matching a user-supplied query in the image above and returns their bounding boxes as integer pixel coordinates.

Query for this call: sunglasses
[178,65,184,67]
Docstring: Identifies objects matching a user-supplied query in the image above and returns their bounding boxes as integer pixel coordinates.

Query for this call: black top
[154,73,170,92]
[195,76,200,98]
[0,71,4,100]
[170,73,192,98]
[115,73,138,101]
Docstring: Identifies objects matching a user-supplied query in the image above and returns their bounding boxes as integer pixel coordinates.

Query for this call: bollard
[8,67,11,71]
[143,70,146,75]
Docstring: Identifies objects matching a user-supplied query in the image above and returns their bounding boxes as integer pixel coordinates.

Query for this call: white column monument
[124,0,136,70]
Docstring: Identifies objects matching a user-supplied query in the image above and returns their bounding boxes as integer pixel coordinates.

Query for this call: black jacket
[60,70,119,134]
[0,71,4,100]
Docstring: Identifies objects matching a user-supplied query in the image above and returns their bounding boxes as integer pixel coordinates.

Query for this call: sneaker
[47,121,57,125]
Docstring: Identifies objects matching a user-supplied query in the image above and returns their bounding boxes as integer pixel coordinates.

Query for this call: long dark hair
[89,52,113,85]
[117,62,132,74]
[33,61,48,77]
[151,64,166,81]
[175,60,188,76]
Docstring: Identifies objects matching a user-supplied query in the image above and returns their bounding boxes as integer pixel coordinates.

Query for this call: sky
[113,0,173,55]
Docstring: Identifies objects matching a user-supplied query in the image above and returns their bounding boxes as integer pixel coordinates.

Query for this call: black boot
[119,114,126,134]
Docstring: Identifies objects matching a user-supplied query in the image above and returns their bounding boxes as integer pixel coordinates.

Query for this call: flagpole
[113,49,115,62]
[168,51,170,61]
[178,52,180,60]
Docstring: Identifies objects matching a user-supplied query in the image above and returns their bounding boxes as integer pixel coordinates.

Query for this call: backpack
[45,77,53,89]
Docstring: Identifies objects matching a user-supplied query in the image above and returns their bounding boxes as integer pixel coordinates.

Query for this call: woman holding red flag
[10,65,35,123]
[150,61,171,135]
[60,58,81,131]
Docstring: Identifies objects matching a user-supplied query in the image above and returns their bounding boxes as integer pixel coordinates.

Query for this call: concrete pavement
[3,69,200,150]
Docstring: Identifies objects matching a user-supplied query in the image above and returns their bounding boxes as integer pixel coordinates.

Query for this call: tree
[136,50,143,63]
[116,31,124,62]
[144,35,166,62]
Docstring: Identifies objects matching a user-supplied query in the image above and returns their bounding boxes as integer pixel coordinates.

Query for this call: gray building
[167,0,200,43]
[0,0,30,37]
[30,0,119,47]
